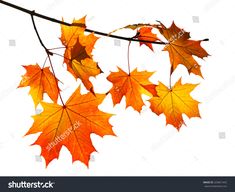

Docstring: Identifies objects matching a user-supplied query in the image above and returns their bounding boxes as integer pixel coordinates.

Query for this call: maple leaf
[60,17,101,92]
[149,78,200,130]
[25,86,115,167]
[68,35,101,92]
[60,16,87,66]
[18,64,59,107]
[79,32,99,56]
[136,27,159,51]
[107,67,157,112]
[157,22,209,77]
[60,16,86,49]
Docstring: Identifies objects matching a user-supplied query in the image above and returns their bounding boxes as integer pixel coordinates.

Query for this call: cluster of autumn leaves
[18,16,209,167]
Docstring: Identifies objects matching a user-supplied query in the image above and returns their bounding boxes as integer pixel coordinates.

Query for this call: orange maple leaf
[25,86,115,167]
[149,78,200,130]
[79,33,99,56]
[60,16,86,50]
[60,17,101,92]
[18,64,59,107]
[107,67,157,112]
[157,22,209,77]
[136,27,159,51]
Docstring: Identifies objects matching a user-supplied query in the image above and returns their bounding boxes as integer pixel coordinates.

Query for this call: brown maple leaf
[25,86,115,167]
[157,22,209,77]
[18,64,59,107]
[68,35,101,92]
[107,67,157,112]
[149,78,200,130]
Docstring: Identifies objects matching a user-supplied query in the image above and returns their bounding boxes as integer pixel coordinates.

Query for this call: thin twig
[30,11,65,105]
[31,14,53,55]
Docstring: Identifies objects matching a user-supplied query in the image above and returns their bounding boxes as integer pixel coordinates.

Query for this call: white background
[0,0,235,176]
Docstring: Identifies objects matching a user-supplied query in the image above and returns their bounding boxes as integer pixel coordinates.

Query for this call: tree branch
[30,13,53,55]
[0,0,167,45]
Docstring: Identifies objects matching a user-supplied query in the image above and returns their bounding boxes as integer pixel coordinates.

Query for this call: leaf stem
[0,0,167,45]
[51,52,67,59]
[47,54,65,106]
[169,66,173,89]
[42,56,48,68]
[48,46,66,51]
[127,41,131,74]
